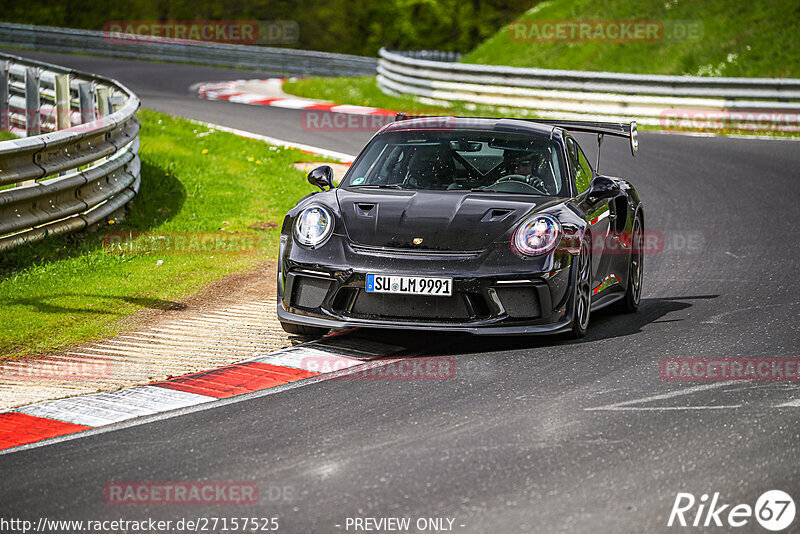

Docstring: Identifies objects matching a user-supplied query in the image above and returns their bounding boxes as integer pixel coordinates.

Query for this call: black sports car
[277,116,643,338]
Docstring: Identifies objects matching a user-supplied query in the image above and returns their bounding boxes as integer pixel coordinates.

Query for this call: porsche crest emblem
[413,237,424,245]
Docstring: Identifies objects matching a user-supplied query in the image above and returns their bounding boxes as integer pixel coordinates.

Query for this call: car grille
[348,291,472,321]
[290,276,333,309]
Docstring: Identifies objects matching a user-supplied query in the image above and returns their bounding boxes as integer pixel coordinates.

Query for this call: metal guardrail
[0,52,140,251]
[377,49,800,127]
[0,22,378,77]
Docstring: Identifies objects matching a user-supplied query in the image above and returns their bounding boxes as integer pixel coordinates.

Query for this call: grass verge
[464,0,800,78]
[0,109,326,360]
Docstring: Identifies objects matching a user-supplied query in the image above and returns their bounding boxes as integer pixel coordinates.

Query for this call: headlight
[512,214,561,256]
[293,205,333,247]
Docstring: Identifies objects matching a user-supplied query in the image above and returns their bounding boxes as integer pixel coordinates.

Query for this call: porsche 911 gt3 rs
[277,115,643,338]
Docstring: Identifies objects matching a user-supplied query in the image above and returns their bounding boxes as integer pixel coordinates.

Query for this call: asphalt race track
[2,50,800,533]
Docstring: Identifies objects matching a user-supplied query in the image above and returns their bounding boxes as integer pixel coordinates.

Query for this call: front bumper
[278,235,578,335]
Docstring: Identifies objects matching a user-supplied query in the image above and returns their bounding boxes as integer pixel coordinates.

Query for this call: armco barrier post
[96,86,110,118]
[95,86,111,165]
[110,91,124,113]
[0,60,8,131]
[25,66,40,137]
[55,73,71,130]
[79,82,95,124]
[21,66,40,186]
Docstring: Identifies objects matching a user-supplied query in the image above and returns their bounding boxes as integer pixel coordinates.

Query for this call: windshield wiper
[471,187,516,193]
[471,188,542,195]
[350,184,405,189]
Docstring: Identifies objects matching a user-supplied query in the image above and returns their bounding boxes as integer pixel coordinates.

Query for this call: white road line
[591,405,742,411]
[775,399,800,407]
[585,382,740,411]
[189,119,357,163]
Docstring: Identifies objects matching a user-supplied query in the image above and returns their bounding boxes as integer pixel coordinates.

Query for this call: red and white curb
[197,78,397,117]
[0,337,404,453]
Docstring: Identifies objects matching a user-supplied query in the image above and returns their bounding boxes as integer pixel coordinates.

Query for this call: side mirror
[586,176,620,203]
[308,165,334,191]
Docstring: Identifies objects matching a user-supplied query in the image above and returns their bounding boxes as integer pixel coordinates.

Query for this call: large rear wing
[394,114,639,165]
[525,119,638,157]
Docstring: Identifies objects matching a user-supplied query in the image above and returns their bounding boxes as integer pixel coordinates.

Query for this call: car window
[344,130,566,196]
[567,137,592,194]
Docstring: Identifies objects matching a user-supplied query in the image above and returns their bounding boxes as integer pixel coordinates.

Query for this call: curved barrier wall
[377,49,800,128]
[0,52,140,251]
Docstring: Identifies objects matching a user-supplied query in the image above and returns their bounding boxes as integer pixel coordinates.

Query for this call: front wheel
[280,321,329,338]
[569,239,592,338]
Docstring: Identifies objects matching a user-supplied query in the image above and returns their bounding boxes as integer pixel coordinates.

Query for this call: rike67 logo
[668,490,795,531]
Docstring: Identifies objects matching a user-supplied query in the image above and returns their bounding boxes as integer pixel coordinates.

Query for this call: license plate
[366,274,452,296]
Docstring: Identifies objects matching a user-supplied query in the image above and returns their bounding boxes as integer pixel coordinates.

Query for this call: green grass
[0,109,325,359]
[463,0,800,77]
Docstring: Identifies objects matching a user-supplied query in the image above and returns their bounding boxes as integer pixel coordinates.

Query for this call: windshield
[343,130,566,196]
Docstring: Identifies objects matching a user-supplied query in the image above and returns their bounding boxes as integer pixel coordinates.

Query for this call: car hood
[336,188,558,251]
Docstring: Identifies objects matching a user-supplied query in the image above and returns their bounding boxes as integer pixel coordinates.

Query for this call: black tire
[279,321,329,337]
[569,239,592,338]
[615,216,643,313]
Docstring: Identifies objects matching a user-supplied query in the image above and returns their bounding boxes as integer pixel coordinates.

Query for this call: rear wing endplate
[529,119,638,157]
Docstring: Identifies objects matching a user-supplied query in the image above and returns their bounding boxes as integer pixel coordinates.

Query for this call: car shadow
[365,295,720,357]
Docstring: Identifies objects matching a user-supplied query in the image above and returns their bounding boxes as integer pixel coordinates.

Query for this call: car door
[566,136,611,289]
